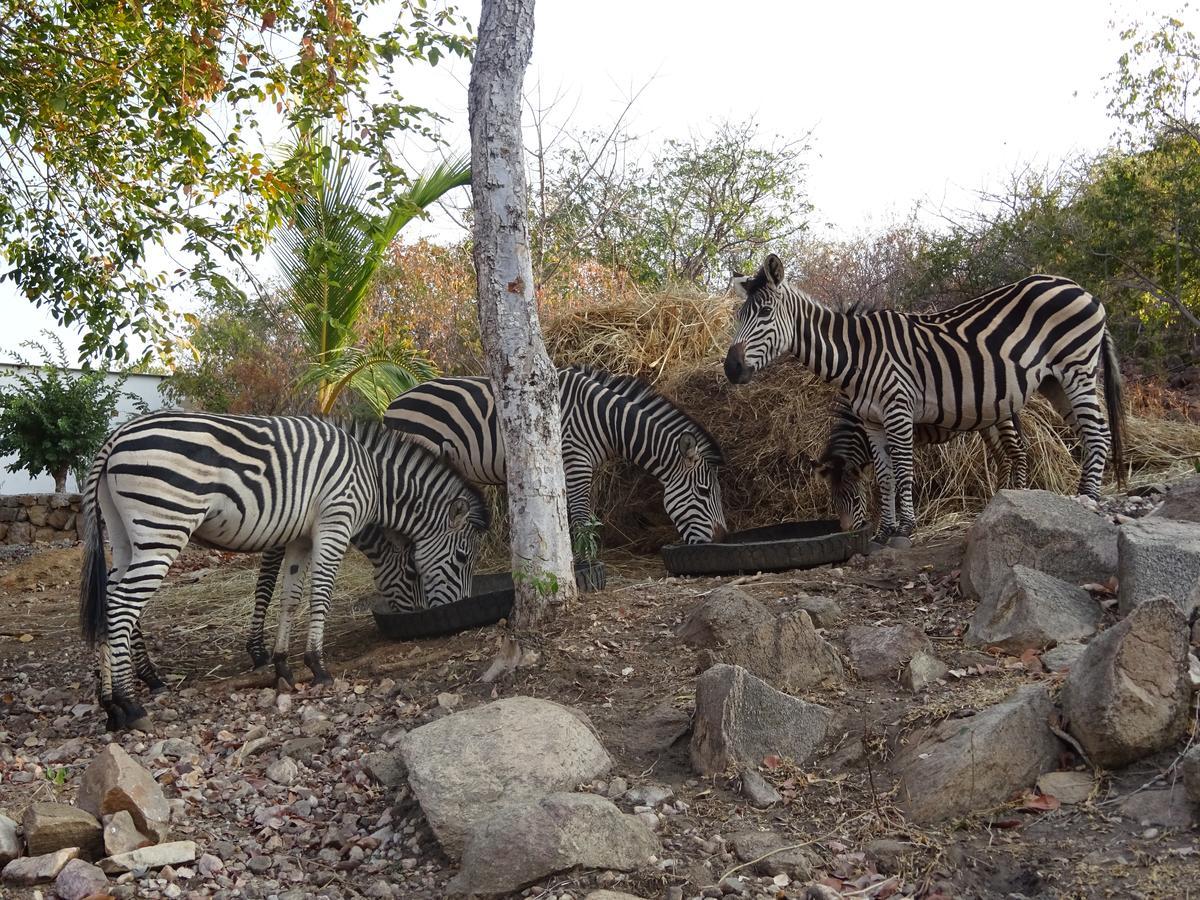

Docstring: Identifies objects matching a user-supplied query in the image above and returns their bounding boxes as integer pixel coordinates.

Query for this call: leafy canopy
[0,0,472,361]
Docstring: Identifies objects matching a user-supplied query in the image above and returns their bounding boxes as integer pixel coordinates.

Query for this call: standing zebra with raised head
[80,411,489,730]
[384,365,728,544]
[725,254,1124,544]
[811,398,1028,533]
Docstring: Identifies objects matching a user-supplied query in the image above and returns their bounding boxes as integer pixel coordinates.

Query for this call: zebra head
[660,431,728,543]
[406,488,489,607]
[725,252,794,384]
[807,453,869,533]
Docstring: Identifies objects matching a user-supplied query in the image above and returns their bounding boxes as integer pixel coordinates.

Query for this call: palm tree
[273,136,471,415]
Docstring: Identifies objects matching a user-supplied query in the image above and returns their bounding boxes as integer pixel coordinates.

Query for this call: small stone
[246,855,273,874]
[1184,745,1200,805]
[606,776,629,799]
[623,784,673,807]
[1036,771,1096,806]
[901,651,949,692]
[275,692,293,715]
[719,875,748,894]
[98,841,197,874]
[103,810,151,856]
[740,770,781,808]
[22,802,102,858]
[266,756,299,786]
[280,736,323,762]
[728,830,815,879]
[53,858,108,900]
[635,811,660,831]
[0,814,18,866]
[436,692,462,710]
[863,839,913,875]
[3,848,80,885]
[362,751,406,789]
[197,853,224,878]
[847,624,932,680]
[1041,642,1087,672]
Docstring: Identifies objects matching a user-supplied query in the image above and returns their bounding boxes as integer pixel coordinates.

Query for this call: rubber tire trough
[660,520,870,577]
[372,560,606,640]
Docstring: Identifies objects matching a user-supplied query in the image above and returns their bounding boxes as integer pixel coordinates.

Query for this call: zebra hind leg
[132,624,168,694]
[302,525,355,686]
[863,424,898,547]
[271,543,310,690]
[247,547,285,670]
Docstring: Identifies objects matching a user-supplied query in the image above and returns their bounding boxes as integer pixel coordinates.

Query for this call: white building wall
[0,370,174,494]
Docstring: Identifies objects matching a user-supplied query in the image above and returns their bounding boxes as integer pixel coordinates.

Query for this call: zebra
[80,411,489,730]
[383,366,728,544]
[724,253,1124,544]
[810,398,1028,532]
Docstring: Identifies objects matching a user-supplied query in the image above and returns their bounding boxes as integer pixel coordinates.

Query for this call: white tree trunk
[469,0,577,643]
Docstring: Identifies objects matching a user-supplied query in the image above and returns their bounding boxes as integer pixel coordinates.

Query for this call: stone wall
[0,493,83,544]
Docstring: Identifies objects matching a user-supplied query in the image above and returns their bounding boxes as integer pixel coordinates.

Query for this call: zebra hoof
[887,535,913,550]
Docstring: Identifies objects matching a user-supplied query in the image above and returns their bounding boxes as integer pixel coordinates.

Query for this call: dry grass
[541,290,1200,546]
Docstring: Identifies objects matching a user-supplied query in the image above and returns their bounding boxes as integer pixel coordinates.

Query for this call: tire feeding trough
[660,520,869,576]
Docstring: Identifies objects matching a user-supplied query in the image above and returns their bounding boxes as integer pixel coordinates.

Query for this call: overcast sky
[4,0,1179,363]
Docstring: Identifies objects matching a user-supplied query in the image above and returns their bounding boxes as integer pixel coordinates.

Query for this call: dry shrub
[543,292,1200,548]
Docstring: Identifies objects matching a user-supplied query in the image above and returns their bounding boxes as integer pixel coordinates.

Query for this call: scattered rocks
[362,751,406,788]
[1148,474,1200,523]
[1036,771,1096,805]
[901,651,949,692]
[446,792,658,897]
[965,565,1102,652]
[2,847,80,885]
[22,802,102,859]
[53,858,108,900]
[690,664,834,776]
[1117,518,1200,615]
[739,770,781,808]
[1041,642,1087,672]
[1061,597,1191,768]
[728,830,815,879]
[102,810,150,856]
[961,489,1118,604]
[0,813,18,866]
[265,756,299,786]
[1183,745,1200,805]
[894,685,1061,823]
[847,624,932,680]
[398,696,612,857]
[98,840,197,874]
[680,589,845,691]
[77,743,171,842]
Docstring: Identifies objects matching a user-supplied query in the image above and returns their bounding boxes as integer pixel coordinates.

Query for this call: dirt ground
[1,530,1198,900]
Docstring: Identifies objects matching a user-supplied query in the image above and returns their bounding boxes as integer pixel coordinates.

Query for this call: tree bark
[469,0,577,678]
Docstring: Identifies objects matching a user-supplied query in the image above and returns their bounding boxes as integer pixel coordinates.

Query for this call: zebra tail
[1101,328,1127,487]
[79,453,109,648]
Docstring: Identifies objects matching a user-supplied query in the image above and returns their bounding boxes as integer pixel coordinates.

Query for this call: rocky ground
[1,480,1199,900]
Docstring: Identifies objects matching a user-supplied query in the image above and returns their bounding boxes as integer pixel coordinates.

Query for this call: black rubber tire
[660,520,870,576]
[372,561,606,640]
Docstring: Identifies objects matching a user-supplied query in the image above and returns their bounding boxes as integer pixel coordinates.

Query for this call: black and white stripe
[80,411,488,730]
[813,398,1027,532]
[725,253,1124,542]
[384,366,727,544]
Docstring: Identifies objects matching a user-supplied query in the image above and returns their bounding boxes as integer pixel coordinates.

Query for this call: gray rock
[1036,771,1096,805]
[1061,597,1191,768]
[362,751,407,788]
[894,684,1061,823]
[681,590,844,692]
[398,696,612,858]
[103,810,151,857]
[739,771,781,808]
[1117,783,1195,827]
[584,892,649,900]
[901,651,949,692]
[619,699,691,756]
[623,784,673,807]
[265,756,299,786]
[446,792,658,897]
[1118,518,1200,616]
[53,858,108,900]
[847,624,931,680]
[246,855,273,874]
[1148,474,1200,523]
[0,813,20,866]
[98,840,197,874]
[790,593,844,628]
[196,853,224,877]
[1041,642,1087,672]
[728,830,815,879]
[961,489,1118,605]
[965,565,1102,652]
[78,744,171,842]
[22,802,102,859]
[1183,745,1200,805]
[2,847,79,885]
[690,664,834,776]
[280,736,324,762]
[864,839,914,875]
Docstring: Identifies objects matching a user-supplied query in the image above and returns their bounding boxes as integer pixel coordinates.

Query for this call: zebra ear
[677,432,700,462]
[448,496,470,528]
[763,253,785,287]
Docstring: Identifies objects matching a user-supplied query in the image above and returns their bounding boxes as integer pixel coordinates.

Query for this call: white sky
[3,0,1178,362]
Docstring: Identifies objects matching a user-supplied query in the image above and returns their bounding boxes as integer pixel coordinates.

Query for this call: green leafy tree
[0,334,147,492]
[0,0,472,361]
[273,135,470,414]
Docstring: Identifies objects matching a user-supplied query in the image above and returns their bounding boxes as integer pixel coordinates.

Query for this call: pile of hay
[543,291,1200,548]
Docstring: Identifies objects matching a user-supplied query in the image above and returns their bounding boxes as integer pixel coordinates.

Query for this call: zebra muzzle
[724,343,752,384]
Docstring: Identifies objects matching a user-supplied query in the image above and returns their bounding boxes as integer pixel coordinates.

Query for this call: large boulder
[846,625,931,680]
[690,664,834,776]
[2,848,79,886]
[961,490,1118,604]
[21,803,102,859]
[446,792,658,898]
[894,685,1061,823]
[679,589,844,692]
[1061,597,1191,768]
[965,565,1102,653]
[77,744,170,842]
[1148,474,1200,523]
[398,697,612,858]
[1117,518,1200,616]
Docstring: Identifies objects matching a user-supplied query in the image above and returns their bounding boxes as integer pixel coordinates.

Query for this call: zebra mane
[339,417,491,528]
[568,366,725,466]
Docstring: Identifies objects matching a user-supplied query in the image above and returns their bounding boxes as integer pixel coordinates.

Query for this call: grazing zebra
[384,366,728,544]
[811,398,1028,532]
[80,411,489,730]
[724,254,1124,543]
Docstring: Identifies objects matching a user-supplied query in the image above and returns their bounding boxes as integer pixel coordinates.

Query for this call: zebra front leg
[131,624,168,694]
[863,423,897,547]
[302,525,354,686]
[247,547,285,670]
[271,543,309,690]
[886,417,917,546]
